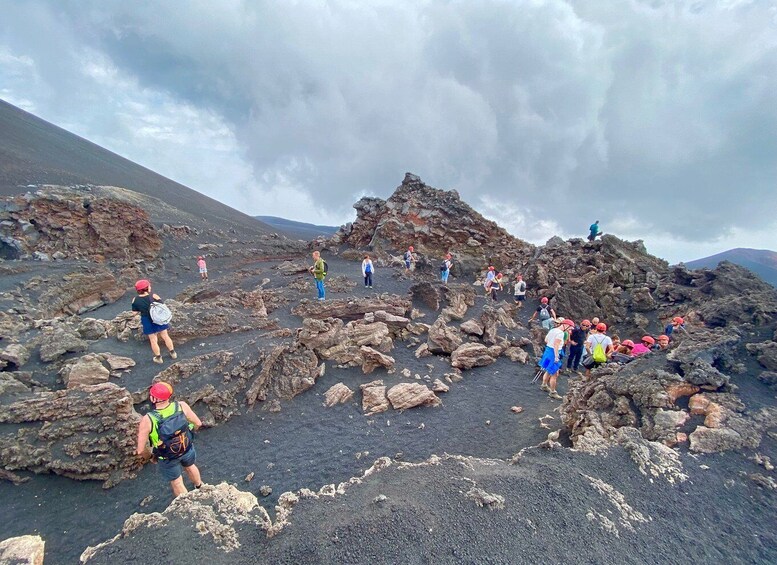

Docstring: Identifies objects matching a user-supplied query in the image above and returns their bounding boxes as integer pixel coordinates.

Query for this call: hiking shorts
[158,446,196,482]
[405,260,411,269]
[514,294,525,302]
[141,316,170,335]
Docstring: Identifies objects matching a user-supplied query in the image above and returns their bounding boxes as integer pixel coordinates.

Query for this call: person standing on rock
[588,220,601,241]
[565,320,586,374]
[513,274,527,307]
[309,251,326,300]
[132,280,176,364]
[136,382,204,497]
[362,254,374,288]
[404,246,416,274]
[197,256,208,280]
[440,253,453,284]
[539,318,574,400]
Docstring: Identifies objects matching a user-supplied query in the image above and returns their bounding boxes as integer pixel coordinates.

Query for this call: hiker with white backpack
[529,297,556,330]
[132,279,176,364]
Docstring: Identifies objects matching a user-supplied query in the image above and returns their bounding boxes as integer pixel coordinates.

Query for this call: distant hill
[0,99,274,234]
[256,215,338,240]
[685,248,777,287]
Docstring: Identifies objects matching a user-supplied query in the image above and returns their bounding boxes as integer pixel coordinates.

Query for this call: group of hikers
[535,311,686,399]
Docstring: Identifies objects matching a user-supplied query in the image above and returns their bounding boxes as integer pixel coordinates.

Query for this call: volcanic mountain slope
[1,171,777,563]
[686,248,777,288]
[256,216,338,240]
[0,99,273,234]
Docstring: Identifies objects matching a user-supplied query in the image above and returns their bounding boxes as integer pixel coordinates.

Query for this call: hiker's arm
[136,415,151,456]
[180,402,202,430]
[550,309,556,318]
[152,294,161,301]
[553,339,563,360]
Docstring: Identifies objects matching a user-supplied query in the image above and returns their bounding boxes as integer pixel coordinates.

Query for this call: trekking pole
[532,369,543,383]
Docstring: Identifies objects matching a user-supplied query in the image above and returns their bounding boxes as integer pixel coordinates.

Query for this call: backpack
[321,260,328,277]
[539,305,551,320]
[516,281,526,293]
[440,262,447,272]
[149,402,192,459]
[149,301,173,325]
[592,337,607,363]
[365,262,372,273]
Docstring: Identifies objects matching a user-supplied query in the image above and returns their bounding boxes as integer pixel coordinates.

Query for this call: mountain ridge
[685,247,777,287]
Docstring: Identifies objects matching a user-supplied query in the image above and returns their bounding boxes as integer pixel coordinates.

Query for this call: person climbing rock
[513,274,527,307]
[529,297,556,330]
[309,250,327,300]
[136,382,203,497]
[440,253,453,285]
[362,254,375,288]
[404,246,416,274]
[665,316,686,340]
[197,256,208,280]
[540,318,574,399]
[131,279,176,364]
[588,220,601,241]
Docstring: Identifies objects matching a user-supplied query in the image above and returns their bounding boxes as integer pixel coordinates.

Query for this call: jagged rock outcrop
[360,380,389,415]
[427,317,463,354]
[386,383,441,410]
[0,382,141,486]
[38,329,88,362]
[246,344,323,407]
[451,343,499,370]
[0,186,162,261]
[296,318,395,373]
[291,295,411,320]
[323,383,354,407]
[0,535,45,565]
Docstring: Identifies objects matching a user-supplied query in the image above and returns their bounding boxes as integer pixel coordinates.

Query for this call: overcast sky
[1,1,775,263]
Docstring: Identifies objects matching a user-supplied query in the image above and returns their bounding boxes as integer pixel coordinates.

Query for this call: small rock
[374,494,388,503]
[511,406,523,414]
[140,495,153,507]
[245,472,255,482]
[259,485,272,496]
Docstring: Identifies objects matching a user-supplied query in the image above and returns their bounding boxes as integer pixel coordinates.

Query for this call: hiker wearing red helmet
[539,318,575,399]
[131,280,176,364]
[657,334,670,349]
[630,335,655,356]
[486,272,504,301]
[665,316,686,341]
[197,256,208,280]
[404,246,416,274]
[583,322,613,377]
[136,382,204,497]
[529,296,556,330]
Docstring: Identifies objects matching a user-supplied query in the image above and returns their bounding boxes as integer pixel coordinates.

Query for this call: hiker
[404,246,416,274]
[483,266,496,296]
[440,253,453,284]
[539,318,574,400]
[131,279,176,364]
[513,274,527,307]
[197,256,208,280]
[362,254,374,288]
[529,297,556,330]
[665,317,685,340]
[610,339,635,363]
[486,272,504,301]
[309,250,326,300]
[566,320,587,374]
[630,335,655,356]
[583,323,613,376]
[591,317,600,327]
[136,382,203,497]
[657,334,670,349]
[588,220,601,241]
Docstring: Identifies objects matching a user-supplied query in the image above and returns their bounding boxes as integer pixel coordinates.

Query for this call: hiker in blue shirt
[588,220,601,241]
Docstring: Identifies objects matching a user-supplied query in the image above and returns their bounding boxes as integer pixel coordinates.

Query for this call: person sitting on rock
[657,334,670,349]
[362,254,374,289]
[309,250,326,300]
[131,279,176,364]
[513,274,527,307]
[630,335,655,356]
[440,253,453,285]
[136,382,203,497]
[529,297,556,330]
[539,318,574,400]
[610,339,635,363]
[404,246,416,274]
[196,256,208,280]
[665,316,686,340]
[583,323,613,377]
[608,335,621,356]
[588,220,601,241]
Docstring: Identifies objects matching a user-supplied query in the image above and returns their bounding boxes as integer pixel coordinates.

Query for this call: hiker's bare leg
[184,464,202,487]
[541,371,550,386]
[148,333,161,356]
[170,476,187,497]
[159,330,174,352]
[550,374,558,392]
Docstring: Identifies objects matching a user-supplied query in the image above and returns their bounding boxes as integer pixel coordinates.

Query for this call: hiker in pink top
[197,256,208,280]
[630,335,654,356]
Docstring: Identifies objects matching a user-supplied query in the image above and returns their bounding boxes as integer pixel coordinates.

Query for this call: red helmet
[197,256,203,260]
[149,382,172,401]
[596,323,607,332]
[497,272,503,277]
[642,335,656,345]
[540,297,549,304]
[135,279,150,292]
[408,246,414,251]
[622,339,635,348]
[488,266,495,271]
[562,319,575,327]
[659,334,669,341]
[581,319,591,326]
[673,317,684,325]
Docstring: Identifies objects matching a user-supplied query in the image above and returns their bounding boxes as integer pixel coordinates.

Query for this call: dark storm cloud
[1,0,776,258]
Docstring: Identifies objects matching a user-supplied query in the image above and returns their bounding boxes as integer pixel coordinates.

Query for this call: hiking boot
[153,355,164,364]
[548,391,563,400]
[540,384,551,392]
[169,350,178,360]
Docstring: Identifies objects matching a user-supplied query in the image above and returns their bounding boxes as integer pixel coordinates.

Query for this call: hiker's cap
[673,316,684,324]
[581,319,591,326]
[408,246,414,251]
[488,266,495,271]
[135,279,150,292]
[642,335,655,345]
[596,322,607,332]
[540,297,549,304]
[149,382,173,401]
[659,334,669,341]
[562,319,574,327]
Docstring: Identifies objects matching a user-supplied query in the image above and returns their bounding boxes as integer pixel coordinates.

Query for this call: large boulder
[59,353,111,388]
[451,343,498,370]
[0,535,45,565]
[427,318,463,355]
[360,380,389,415]
[386,383,441,410]
[38,330,88,363]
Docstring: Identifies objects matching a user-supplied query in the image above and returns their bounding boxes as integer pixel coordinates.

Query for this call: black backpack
[440,262,447,272]
[322,260,328,277]
[149,402,193,459]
